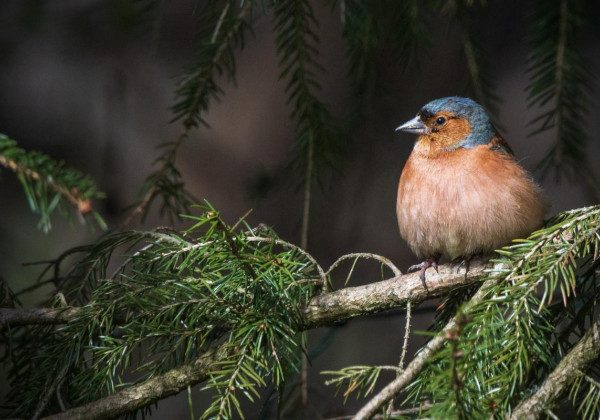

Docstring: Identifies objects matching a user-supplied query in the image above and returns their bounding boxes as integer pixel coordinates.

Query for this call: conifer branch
[173,0,253,127]
[272,0,343,180]
[341,0,425,111]
[4,206,599,418]
[527,0,594,179]
[452,1,501,120]
[126,1,254,225]
[400,205,600,417]
[0,134,105,232]
[510,317,600,419]
[272,0,342,406]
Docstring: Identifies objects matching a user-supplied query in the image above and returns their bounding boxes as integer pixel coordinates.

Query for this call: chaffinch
[395,97,548,283]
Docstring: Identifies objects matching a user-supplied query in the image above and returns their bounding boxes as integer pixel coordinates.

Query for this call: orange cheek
[415,118,472,154]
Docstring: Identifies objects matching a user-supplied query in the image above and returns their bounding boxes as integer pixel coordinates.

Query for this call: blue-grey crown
[420,96,495,148]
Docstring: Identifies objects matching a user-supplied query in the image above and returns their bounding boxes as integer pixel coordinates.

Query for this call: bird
[395,97,548,284]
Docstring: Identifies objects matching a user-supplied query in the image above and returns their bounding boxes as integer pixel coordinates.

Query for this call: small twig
[56,382,67,412]
[211,2,230,43]
[386,300,412,415]
[120,186,159,228]
[109,231,192,279]
[398,300,412,370]
[120,128,189,228]
[32,364,68,419]
[246,236,327,286]
[0,155,92,214]
[300,135,314,408]
[212,213,259,281]
[326,253,402,278]
[183,1,253,125]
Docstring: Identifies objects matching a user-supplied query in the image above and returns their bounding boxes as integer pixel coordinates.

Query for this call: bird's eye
[436,116,446,125]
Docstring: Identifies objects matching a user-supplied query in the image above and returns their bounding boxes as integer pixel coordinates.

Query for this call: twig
[351,278,496,420]
[121,185,159,228]
[212,213,259,281]
[32,365,68,420]
[326,253,402,278]
[398,300,412,370]
[386,300,413,415]
[56,384,67,412]
[509,317,600,419]
[246,236,327,287]
[0,155,92,214]
[211,2,230,43]
[120,129,188,228]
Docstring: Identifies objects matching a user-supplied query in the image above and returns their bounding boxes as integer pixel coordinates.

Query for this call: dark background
[1,1,599,418]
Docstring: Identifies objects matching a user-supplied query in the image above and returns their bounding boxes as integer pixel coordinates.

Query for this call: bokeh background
[1,0,599,418]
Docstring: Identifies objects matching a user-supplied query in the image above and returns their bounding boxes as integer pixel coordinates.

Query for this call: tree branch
[1,262,488,419]
[0,152,93,214]
[0,261,487,331]
[509,317,600,420]
[302,259,486,329]
[0,307,81,328]
[41,348,220,420]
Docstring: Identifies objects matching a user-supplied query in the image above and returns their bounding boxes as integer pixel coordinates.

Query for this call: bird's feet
[408,257,440,289]
[451,255,481,276]
[451,257,470,274]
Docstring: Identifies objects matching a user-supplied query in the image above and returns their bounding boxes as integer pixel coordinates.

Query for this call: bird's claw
[408,257,440,290]
[407,263,423,273]
[452,257,472,275]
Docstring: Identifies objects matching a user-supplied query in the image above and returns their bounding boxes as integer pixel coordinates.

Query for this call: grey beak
[395,115,429,135]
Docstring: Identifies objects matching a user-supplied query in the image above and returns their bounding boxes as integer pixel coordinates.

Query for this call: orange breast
[396,145,548,260]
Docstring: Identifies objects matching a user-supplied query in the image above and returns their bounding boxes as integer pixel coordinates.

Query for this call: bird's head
[396,97,496,155]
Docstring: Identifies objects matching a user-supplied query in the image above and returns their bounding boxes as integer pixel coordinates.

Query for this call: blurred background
[1,0,599,417]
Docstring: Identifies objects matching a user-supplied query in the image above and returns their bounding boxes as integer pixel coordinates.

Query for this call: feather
[397,144,548,260]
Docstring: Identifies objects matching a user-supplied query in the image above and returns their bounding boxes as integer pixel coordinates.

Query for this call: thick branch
[0,307,81,328]
[302,260,486,329]
[42,348,220,420]
[510,317,600,420]
[0,261,487,331]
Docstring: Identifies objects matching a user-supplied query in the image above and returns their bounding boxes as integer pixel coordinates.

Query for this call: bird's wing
[489,134,515,156]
